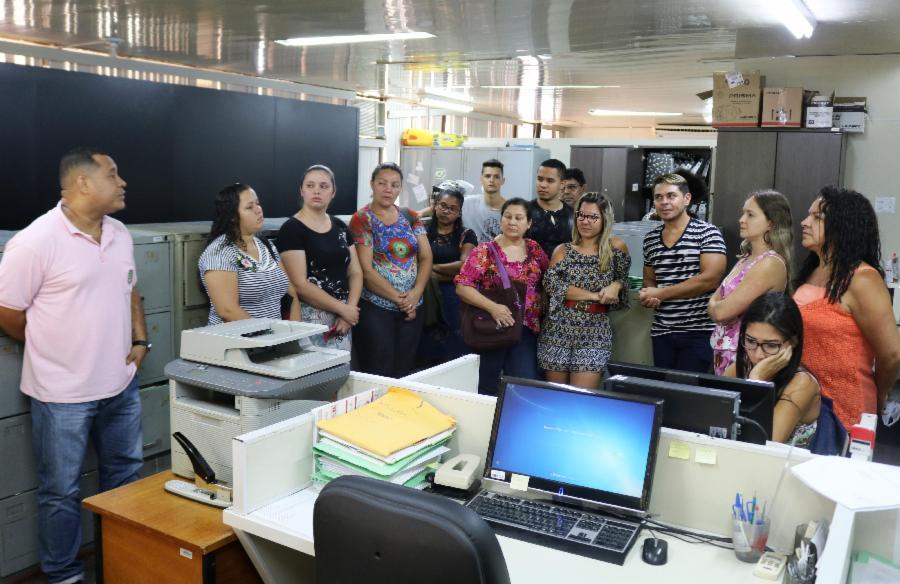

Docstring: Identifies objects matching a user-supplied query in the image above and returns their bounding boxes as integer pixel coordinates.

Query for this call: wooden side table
[83,471,261,584]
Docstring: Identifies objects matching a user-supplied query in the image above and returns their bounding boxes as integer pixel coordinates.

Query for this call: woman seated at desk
[723,292,821,448]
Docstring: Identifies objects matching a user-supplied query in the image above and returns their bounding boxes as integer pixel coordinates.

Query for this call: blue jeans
[31,375,143,584]
[477,328,539,395]
[651,331,714,374]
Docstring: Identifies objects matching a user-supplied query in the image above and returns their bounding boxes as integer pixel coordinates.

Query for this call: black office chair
[313,475,511,584]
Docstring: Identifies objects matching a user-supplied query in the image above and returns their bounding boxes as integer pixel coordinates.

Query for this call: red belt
[563,300,609,313]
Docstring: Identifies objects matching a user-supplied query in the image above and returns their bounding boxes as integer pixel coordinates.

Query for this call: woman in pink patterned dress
[709,191,792,375]
[455,198,549,395]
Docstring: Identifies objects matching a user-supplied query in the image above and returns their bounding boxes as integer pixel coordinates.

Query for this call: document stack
[312,388,457,489]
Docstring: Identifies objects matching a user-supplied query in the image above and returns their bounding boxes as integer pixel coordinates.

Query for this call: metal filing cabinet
[139,384,170,459]
[0,336,27,419]
[0,470,99,577]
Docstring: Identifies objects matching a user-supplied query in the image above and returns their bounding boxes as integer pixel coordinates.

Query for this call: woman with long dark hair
[724,292,820,446]
[418,182,477,364]
[709,190,792,374]
[198,183,299,325]
[538,192,630,390]
[793,186,900,432]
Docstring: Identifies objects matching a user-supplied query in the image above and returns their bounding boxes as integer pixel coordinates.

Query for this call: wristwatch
[132,340,153,351]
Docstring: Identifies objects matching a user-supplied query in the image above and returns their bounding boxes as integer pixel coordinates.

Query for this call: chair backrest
[313,476,511,584]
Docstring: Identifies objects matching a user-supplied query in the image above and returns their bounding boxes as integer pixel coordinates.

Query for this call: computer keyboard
[466,491,641,565]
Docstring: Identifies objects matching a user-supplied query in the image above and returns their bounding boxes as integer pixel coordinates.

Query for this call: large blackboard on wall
[0,62,359,229]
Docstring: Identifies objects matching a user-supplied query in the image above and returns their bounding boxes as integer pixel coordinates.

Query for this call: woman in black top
[278,165,362,350]
[418,182,477,365]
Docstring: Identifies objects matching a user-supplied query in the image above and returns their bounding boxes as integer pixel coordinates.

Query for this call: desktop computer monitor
[605,374,740,440]
[483,377,664,516]
[606,361,775,444]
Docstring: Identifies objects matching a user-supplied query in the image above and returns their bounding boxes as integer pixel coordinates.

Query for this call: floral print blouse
[454,239,549,333]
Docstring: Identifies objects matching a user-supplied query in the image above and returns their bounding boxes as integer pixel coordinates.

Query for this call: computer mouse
[641,537,668,565]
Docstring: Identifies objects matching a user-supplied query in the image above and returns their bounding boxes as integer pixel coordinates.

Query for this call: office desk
[83,471,261,584]
[225,486,762,584]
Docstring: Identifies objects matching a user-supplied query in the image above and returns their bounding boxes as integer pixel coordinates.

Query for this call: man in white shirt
[462,159,506,243]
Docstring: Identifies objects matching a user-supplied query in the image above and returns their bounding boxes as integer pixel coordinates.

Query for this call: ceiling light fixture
[588,109,682,117]
[420,95,474,113]
[276,31,434,47]
[777,0,817,39]
[484,85,620,89]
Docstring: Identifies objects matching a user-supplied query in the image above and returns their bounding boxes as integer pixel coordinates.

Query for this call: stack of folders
[313,387,457,489]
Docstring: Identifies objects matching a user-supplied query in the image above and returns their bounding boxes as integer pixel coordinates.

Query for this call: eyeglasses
[436,202,460,214]
[563,184,582,192]
[742,335,784,355]
[576,212,601,223]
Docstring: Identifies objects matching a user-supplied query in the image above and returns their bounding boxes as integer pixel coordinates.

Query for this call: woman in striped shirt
[199,183,300,325]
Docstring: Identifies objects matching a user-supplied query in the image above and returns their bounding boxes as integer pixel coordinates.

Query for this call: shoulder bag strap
[487,241,512,290]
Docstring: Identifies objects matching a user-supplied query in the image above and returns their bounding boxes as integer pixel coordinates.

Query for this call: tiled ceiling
[1,0,898,126]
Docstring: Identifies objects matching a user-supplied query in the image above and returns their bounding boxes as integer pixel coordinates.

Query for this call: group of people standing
[197,155,900,453]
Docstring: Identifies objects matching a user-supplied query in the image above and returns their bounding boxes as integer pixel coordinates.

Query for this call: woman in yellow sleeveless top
[793,187,900,431]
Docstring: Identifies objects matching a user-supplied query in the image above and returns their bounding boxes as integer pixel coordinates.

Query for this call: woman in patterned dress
[724,292,820,447]
[278,165,362,351]
[199,183,300,325]
[349,163,433,377]
[538,192,630,390]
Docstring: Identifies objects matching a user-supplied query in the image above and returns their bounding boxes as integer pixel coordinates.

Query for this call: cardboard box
[805,93,834,128]
[712,71,763,127]
[761,87,804,127]
[833,97,867,133]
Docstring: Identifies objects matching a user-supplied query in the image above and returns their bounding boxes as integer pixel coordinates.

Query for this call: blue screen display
[490,383,656,499]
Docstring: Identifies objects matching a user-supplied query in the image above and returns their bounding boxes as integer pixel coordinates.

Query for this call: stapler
[164,432,233,508]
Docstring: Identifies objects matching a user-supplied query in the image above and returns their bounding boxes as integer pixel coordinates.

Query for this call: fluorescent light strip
[484,85,620,89]
[589,109,682,117]
[778,0,817,39]
[276,31,434,47]
[420,97,474,113]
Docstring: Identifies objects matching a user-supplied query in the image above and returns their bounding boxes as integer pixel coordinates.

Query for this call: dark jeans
[354,298,424,378]
[477,328,539,396]
[652,331,714,374]
[31,375,143,584]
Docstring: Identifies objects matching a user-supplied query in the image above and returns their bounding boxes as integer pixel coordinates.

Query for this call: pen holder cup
[732,517,770,563]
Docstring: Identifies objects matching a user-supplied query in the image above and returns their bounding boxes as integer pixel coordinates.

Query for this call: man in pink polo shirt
[0,147,148,584]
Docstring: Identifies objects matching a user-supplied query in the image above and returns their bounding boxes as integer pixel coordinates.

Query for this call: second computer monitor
[606,361,775,444]
[605,374,740,440]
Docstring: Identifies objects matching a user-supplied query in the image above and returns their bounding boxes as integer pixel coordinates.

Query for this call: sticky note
[668,441,690,460]
[510,473,530,492]
[412,184,428,202]
[695,447,717,465]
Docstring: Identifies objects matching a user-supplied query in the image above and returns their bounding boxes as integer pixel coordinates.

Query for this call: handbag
[460,242,525,351]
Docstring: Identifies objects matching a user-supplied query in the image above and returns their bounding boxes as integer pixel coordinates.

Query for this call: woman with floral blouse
[455,197,550,395]
[199,182,300,325]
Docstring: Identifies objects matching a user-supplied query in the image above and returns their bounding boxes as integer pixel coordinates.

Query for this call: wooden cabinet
[712,129,847,272]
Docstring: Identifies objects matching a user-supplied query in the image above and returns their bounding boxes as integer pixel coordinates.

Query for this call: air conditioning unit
[655,125,718,138]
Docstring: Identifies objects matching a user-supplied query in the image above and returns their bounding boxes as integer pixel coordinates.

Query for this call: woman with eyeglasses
[538,192,630,390]
[418,182,477,365]
[792,186,900,433]
[708,190,792,375]
[199,183,300,325]
[278,165,362,350]
[723,292,821,447]
[456,198,549,395]
[349,162,433,378]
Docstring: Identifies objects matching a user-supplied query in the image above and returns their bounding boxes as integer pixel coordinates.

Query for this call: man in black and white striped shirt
[640,174,726,373]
